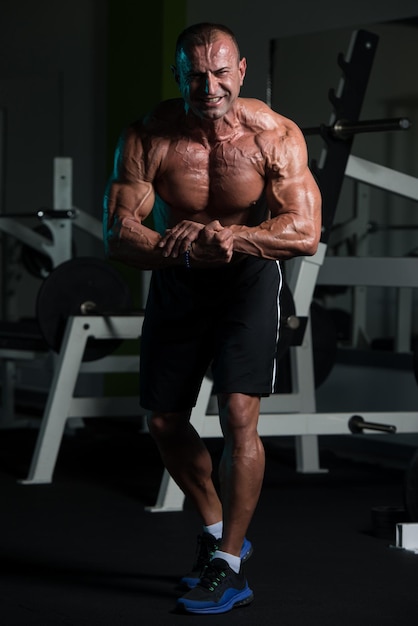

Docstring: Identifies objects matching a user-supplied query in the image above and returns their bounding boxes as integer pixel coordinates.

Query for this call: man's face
[174,34,247,121]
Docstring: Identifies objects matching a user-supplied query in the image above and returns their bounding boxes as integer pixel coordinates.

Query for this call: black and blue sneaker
[180,533,253,589]
[177,558,254,614]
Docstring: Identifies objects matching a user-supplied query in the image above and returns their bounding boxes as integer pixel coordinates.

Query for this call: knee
[218,394,261,441]
[147,411,189,441]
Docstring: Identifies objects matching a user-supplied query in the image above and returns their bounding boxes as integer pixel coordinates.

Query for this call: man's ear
[171,65,179,84]
[239,57,247,86]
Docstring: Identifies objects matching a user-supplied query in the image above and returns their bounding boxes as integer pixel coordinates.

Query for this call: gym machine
[0,158,137,427]
[4,30,417,512]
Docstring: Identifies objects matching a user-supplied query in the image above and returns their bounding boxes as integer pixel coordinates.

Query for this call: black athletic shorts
[139,256,282,411]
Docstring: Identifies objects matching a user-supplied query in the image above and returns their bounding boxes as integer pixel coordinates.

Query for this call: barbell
[348,415,397,435]
[35,257,134,361]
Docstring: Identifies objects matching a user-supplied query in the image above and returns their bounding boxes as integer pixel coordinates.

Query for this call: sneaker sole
[178,588,254,614]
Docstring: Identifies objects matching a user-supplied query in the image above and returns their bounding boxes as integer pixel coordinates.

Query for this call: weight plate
[36,257,134,361]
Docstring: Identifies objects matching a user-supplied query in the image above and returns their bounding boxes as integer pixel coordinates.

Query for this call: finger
[159,222,191,248]
[160,230,192,258]
[157,228,173,247]
[171,232,197,257]
[204,220,223,232]
[169,223,205,257]
[160,230,183,257]
[217,227,233,242]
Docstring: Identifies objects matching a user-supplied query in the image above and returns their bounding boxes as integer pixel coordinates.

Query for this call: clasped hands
[158,220,234,265]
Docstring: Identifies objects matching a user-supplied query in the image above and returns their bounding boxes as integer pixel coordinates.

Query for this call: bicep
[104,127,156,230]
[105,178,155,223]
[266,126,321,220]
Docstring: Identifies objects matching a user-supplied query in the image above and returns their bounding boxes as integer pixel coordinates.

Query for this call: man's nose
[204,73,217,94]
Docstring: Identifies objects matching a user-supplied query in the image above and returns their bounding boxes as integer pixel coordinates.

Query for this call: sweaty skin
[104,37,322,269]
[103,30,322,561]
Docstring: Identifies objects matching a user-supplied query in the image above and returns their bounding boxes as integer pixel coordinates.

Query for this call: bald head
[175,23,241,66]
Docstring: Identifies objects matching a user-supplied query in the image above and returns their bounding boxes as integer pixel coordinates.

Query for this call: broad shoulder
[238,98,302,139]
[238,98,307,172]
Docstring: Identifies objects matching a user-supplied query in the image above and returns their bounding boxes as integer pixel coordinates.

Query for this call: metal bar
[304,117,411,138]
[318,257,418,288]
[345,155,418,201]
[20,316,90,484]
[20,315,144,484]
[53,157,72,210]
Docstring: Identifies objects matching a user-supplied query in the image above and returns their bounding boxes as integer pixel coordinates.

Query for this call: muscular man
[104,23,321,615]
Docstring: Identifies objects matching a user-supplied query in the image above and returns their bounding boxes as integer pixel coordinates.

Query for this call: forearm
[229,215,321,260]
[106,218,187,270]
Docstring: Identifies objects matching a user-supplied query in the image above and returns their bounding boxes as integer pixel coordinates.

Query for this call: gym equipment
[0,256,134,426]
[20,313,144,485]
[276,281,303,362]
[317,163,418,354]
[0,257,133,362]
[0,158,103,320]
[348,415,397,435]
[309,29,379,245]
[303,116,411,140]
[20,223,55,279]
[36,257,134,361]
[21,219,77,279]
[0,158,119,424]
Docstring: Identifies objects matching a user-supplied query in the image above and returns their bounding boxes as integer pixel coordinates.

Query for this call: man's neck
[185,105,242,146]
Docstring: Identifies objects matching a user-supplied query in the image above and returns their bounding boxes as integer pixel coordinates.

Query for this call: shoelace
[199,564,228,592]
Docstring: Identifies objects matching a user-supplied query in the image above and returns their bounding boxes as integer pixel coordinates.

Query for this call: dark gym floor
[1,420,418,626]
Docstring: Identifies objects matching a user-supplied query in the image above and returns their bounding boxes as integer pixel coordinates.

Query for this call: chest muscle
[154,139,266,217]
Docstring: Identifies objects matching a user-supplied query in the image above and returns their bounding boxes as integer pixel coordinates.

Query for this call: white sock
[212,550,241,574]
[203,521,223,539]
